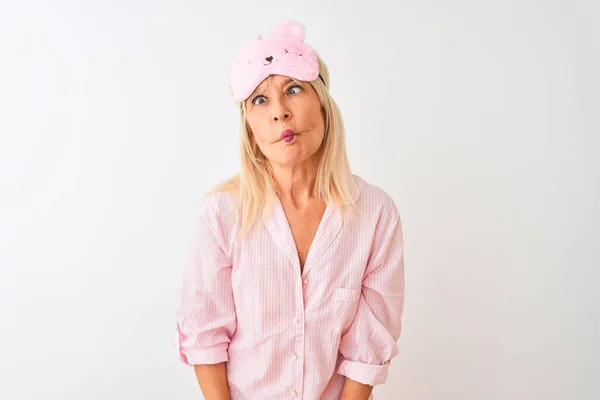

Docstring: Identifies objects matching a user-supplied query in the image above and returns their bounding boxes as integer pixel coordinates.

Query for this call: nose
[270,92,292,122]
[272,107,291,122]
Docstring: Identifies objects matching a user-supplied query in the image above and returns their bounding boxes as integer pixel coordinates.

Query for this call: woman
[175,20,405,400]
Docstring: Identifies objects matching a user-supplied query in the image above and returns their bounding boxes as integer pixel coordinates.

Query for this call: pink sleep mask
[230,20,321,102]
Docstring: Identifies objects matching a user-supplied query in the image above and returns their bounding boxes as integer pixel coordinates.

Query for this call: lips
[280,129,294,140]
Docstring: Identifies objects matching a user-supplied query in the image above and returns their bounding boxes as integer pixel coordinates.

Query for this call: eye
[287,84,302,95]
[250,84,302,106]
[251,95,267,105]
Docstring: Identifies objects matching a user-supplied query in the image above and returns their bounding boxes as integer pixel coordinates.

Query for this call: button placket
[293,278,305,399]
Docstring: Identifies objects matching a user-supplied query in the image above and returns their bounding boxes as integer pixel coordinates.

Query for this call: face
[244,74,325,168]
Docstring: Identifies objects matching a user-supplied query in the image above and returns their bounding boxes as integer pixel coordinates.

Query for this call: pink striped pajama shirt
[174,175,405,399]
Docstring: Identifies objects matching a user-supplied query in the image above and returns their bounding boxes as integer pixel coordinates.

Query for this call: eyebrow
[279,77,296,87]
[253,77,297,97]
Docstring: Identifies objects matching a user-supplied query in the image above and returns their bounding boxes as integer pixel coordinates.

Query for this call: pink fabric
[230,20,320,102]
[174,175,405,399]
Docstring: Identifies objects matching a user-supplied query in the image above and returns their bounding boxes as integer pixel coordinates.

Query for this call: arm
[174,205,236,398]
[340,377,373,400]
[336,199,405,394]
[194,363,231,400]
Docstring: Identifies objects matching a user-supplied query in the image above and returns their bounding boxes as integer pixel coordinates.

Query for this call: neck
[270,158,320,207]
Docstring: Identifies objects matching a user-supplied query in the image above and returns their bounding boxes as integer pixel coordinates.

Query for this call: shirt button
[303,279,308,284]
[293,353,298,360]
[293,317,299,323]
[292,390,299,396]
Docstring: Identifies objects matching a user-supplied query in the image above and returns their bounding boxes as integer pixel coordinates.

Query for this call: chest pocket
[328,287,362,335]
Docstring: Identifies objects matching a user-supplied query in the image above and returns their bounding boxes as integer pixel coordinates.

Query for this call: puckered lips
[280,129,296,143]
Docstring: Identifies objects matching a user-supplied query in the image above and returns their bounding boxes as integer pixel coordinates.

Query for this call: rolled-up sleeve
[337,201,405,386]
[174,205,236,365]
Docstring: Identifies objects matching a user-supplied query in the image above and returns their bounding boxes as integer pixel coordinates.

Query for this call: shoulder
[199,189,238,217]
[352,174,400,218]
[194,189,239,256]
[197,189,239,236]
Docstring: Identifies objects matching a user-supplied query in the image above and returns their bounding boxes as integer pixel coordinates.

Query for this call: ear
[272,20,306,42]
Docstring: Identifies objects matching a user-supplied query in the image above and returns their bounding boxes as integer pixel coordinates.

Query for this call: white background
[1,1,598,399]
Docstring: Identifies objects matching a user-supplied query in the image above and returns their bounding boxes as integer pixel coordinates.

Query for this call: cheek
[303,98,324,128]
[246,116,268,144]
[307,105,325,132]
[256,132,273,148]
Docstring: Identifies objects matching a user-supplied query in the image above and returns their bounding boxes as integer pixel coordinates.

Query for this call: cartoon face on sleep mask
[230,20,322,102]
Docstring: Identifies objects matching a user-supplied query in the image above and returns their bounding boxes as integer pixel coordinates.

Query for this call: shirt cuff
[174,324,229,365]
[337,358,390,386]
[178,344,229,365]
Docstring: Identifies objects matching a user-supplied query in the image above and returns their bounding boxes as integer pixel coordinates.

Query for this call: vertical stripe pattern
[174,175,405,399]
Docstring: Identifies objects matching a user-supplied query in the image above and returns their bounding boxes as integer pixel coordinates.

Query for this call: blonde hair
[205,53,358,239]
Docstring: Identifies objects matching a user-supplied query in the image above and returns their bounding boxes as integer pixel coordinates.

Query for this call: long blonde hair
[205,53,358,239]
